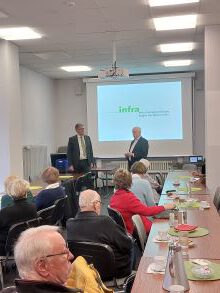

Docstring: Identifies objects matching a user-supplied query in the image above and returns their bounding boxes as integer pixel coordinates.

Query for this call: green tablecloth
[168,227,209,238]
[184,260,220,281]
[178,187,203,192]
[176,201,201,209]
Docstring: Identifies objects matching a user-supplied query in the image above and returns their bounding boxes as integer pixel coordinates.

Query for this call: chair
[155,172,165,187]
[107,206,127,230]
[57,146,67,153]
[132,215,147,253]
[50,196,68,225]
[62,179,80,219]
[0,217,43,288]
[213,186,220,212]
[123,272,136,293]
[37,205,56,225]
[67,241,116,281]
[74,172,94,194]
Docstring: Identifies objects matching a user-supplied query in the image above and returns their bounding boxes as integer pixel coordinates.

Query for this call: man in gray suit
[67,123,94,173]
[125,127,149,170]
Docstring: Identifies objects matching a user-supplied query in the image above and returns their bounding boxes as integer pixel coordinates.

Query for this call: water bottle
[163,243,190,291]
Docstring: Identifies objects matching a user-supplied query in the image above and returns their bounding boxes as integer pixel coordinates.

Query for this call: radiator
[23,145,47,181]
[148,160,172,172]
[119,161,128,169]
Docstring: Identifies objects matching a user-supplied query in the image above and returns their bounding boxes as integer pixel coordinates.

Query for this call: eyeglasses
[43,244,71,259]
[44,251,69,258]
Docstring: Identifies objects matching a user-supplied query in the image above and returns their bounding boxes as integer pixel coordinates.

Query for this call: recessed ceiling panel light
[0,27,42,40]
[149,0,199,7]
[153,15,197,30]
[160,42,194,52]
[61,65,92,72]
[163,60,192,67]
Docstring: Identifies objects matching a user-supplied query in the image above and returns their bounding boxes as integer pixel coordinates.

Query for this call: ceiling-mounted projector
[98,61,129,79]
[98,41,129,79]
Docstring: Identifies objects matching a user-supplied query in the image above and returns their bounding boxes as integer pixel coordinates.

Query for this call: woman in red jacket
[110,169,175,234]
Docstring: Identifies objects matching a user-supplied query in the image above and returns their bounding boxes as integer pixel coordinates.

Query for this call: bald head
[79,189,101,215]
[132,127,141,139]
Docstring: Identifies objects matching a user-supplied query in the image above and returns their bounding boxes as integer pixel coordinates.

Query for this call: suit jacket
[67,135,94,168]
[128,136,149,168]
[66,211,133,278]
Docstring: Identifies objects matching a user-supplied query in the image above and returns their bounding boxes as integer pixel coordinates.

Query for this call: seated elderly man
[8,225,81,292]
[66,189,133,278]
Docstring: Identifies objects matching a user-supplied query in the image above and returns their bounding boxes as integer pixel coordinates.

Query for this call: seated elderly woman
[130,161,156,206]
[35,167,65,211]
[110,169,175,235]
[0,178,37,255]
[1,175,34,209]
[139,159,162,195]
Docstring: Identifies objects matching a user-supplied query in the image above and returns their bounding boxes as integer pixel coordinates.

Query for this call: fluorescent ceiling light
[0,27,42,40]
[61,65,92,72]
[153,15,197,30]
[160,42,194,53]
[149,0,199,7]
[163,60,192,67]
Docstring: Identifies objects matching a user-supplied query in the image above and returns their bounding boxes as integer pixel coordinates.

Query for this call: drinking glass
[169,284,185,293]
[179,231,189,257]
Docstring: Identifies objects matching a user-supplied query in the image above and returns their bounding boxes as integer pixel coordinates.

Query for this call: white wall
[54,79,87,149]
[205,25,220,192]
[54,74,205,156]
[0,41,23,191]
[20,67,56,159]
[193,71,205,156]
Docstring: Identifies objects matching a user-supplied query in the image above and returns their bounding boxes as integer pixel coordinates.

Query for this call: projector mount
[98,41,129,79]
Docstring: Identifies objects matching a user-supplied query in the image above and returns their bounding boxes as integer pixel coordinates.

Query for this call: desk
[132,170,220,292]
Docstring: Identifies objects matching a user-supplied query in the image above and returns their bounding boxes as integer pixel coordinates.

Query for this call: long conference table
[131,170,220,293]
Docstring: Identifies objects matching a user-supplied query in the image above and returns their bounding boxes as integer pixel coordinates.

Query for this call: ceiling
[0,0,219,79]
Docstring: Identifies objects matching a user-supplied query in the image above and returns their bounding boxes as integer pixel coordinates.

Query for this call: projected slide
[97,81,183,141]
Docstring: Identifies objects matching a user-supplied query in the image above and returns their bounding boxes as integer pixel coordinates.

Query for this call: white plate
[155,235,170,242]
[150,263,165,272]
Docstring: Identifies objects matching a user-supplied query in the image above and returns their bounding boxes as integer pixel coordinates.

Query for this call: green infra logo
[118,105,140,113]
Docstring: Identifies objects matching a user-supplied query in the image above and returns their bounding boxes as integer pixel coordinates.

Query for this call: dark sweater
[35,186,65,211]
[66,211,133,278]
[0,199,37,254]
[1,191,34,209]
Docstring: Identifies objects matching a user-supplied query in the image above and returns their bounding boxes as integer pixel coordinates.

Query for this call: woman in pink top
[110,169,175,234]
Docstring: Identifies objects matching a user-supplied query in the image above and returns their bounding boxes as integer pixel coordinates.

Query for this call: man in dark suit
[67,123,94,173]
[66,190,133,278]
[125,127,149,170]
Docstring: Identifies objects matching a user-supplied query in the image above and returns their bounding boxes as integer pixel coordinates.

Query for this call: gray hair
[14,225,59,278]
[4,175,19,195]
[10,178,30,199]
[132,126,141,132]
[79,189,100,208]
